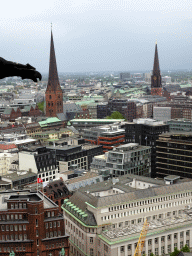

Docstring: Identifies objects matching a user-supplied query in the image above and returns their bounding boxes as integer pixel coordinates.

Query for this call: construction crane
[134,219,149,256]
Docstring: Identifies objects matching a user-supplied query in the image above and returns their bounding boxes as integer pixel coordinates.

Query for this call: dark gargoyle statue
[0,57,42,82]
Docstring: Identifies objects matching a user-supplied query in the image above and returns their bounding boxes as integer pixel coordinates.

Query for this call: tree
[106,111,125,119]
[181,244,190,252]
[170,247,180,256]
[37,101,44,112]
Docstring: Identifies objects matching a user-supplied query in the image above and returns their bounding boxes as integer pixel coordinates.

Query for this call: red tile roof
[0,144,17,150]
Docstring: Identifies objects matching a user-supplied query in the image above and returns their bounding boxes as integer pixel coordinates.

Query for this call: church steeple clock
[45,28,63,117]
[151,42,162,96]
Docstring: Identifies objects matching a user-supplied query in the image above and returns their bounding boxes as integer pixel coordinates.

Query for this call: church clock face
[153,76,157,80]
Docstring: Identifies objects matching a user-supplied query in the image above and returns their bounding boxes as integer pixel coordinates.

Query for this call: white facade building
[62,175,192,256]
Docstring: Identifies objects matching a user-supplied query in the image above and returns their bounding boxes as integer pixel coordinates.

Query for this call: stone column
[178,232,180,250]
[131,243,135,256]
[171,233,174,252]
[158,236,161,256]
[165,235,168,254]
[189,229,192,249]
[117,246,120,256]
[124,244,127,256]
[152,238,155,254]
[184,229,186,246]
[145,239,148,256]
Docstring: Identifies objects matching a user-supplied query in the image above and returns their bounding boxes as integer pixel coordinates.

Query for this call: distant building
[45,29,63,117]
[153,106,171,121]
[151,43,162,96]
[83,124,125,152]
[0,190,69,256]
[108,98,136,121]
[162,76,171,84]
[120,72,131,81]
[97,102,109,119]
[70,119,124,131]
[167,119,192,132]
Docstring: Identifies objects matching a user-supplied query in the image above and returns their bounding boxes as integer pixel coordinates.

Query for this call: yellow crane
[134,219,149,256]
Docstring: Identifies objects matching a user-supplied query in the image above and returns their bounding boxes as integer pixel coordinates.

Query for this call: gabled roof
[69,180,192,209]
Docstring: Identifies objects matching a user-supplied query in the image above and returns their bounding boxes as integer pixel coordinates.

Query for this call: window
[23,225,26,231]
[168,245,171,253]
[104,244,108,252]
[10,225,13,231]
[90,248,94,256]
[148,239,152,245]
[52,211,54,217]
[180,232,183,238]
[90,237,93,244]
[57,221,60,227]
[49,222,52,228]
[120,246,125,252]
[36,219,38,227]
[19,214,22,219]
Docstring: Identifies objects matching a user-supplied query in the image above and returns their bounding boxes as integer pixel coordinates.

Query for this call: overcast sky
[1,0,192,73]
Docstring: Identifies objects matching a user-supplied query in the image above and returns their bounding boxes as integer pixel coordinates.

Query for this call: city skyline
[1,0,192,72]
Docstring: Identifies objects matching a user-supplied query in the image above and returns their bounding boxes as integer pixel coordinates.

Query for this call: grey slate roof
[68,180,192,209]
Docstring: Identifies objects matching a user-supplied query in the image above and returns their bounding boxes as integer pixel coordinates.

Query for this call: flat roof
[71,119,125,123]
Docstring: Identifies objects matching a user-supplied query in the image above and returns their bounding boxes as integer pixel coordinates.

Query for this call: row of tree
[144,244,190,256]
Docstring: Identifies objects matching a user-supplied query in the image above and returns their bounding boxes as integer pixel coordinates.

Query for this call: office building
[0,190,69,256]
[106,143,151,177]
[125,119,169,177]
[83,124,125,152]
[156,132,192,179]
[62,174,192,256]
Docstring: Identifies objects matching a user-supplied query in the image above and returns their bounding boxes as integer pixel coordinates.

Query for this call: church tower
[151,42,162,96]
[45,29,63,117]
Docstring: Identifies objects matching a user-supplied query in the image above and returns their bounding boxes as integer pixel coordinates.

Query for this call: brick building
[0,190,69,256]
[1,105,42,122]
[108,98,136,121]
[44,179,72,212]
[151,42,162,96]
[45,29,63,118]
